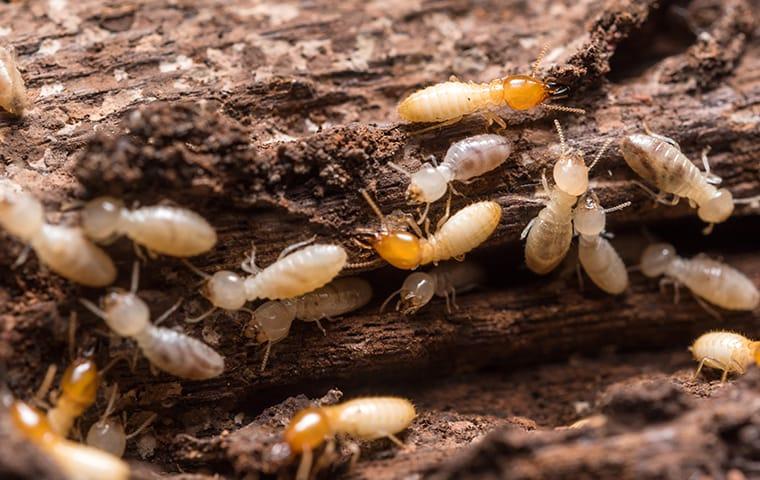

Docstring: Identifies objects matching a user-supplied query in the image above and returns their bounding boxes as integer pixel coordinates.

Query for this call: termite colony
[0,25,758,480]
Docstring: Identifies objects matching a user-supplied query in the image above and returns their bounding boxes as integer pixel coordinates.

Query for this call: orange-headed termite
[46,358,99,437]
[0,45,28,116]
[690,331,760,382]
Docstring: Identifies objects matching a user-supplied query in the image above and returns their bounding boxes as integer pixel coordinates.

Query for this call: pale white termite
[381,261,486,315]
[245,277,373,371]
[80,263,225,380]
[0,180,116,287]
[187,241,348,321]
[690,331,760,382]
[86,385,156,457]
[522,121,609,275]
[359,190,501,270]
[620,129,760,233]
[282,397,416,480]
[0,46,28,116]
[81,197,217,257]
[573,192,630,295]
[640,243,759,312]
[388,134,512,206]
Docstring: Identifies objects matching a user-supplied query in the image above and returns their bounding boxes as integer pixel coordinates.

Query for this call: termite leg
[347,440,361,467]
[241,243,261,274]
[155,298,183,326]
[700,147,722,185]
[482,111,506,130]
[11,244,31,269]
[444,291,452,313]
[278,236,317,261]
[576,260,585,291]
[693,358,707,379]
[721,368,729,383]
[314,319,327,336]
[450,287,459,310]
[385,433,406,448]
[642,122,681,150]
[410,116,463,135]
[295,447,313,480]
[402,215,425,238]
[632,181,680,206]
[32,364,58,408]
[416,202,430,226]
[125,412,158,440]
[379,288,402,313]
[520,218,536,240]
[701,223,715,236]
[133,242,149,264]
[691,292,722,321]
[435,192,453,232]
[185,306,217,324]
[312,438,337,478]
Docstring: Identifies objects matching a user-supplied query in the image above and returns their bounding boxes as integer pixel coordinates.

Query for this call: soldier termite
[397,44,584,129]
[521,121,609,274]
[280,397,416,480]
[86,385,157,457]
[80,262,225,380]
[380,261,486,315]
[244,277,373,371]
[640,243,759,313]
[0,180,117,287]
[620,128,760,234]
[387,134,512,211]
[186,241,348,322]
[573,192,631,295]
[81,197,217,257]
[690,331,760,382]
[358,190,501,270]
[46,358,99,437]
[0,46,28,116]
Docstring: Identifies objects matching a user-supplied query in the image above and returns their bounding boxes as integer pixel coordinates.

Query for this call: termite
[0,45,28,116]
[388,134,512,209]
[81,197,217,257]
[245,277,373,371]
[397,44,584,129]
[573,192,631,295]
[0,180,116,287]
[358,190,501,270]
[86,385,156,457]
[521,121,609,274]
[690,331,760,382]
[620,128,760,234]
[380,261,486,315]
[46,358,99,437]
[186,240,348,321]
[6,396,129,480]
[80,262,225,380]
[640,243,759,313]
[282,397,415,480]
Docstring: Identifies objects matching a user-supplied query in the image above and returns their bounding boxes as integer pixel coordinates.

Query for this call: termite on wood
[573,192,630,295]
[381,261,486,315]
[620,128,760,234]
[397,45,583,129]
[640,243,759,313]
[0,180,116,287]
[281,397,416,480]
[690,331,760,382]
[245,277,373,371]
[86,385,156,457]
[46,358,99,437]
[358,190,501,270]
[80,262,225,380]
[81,197,217,257]
[0,45,28,116]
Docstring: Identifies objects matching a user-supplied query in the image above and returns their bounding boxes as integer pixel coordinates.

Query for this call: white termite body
[0,180,116,287]
[419,201,501,265]
[0,46,28,116]
[388,261,486,314]
[326,397,417,441]
[690,331,760,381]
[640,243,759,311]
[87,418,127,457]
[82,197,217,257]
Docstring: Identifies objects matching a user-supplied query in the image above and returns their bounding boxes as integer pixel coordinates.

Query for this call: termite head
[60,359,99,407]
[640,243,676,278]
[283,407,332,454]
[101,291,150,337]
[10,400,55,444]
[698,188,734,224]
[553,149,588,197]
[81,197,125,242]
[249,301,294,344]
[202,271,247,310]
[398,272,436,315]
[359,190,423,270]
[408,163,448,204]
[87,418,126,457]
[574,192,605,236]
[0,181,44,240]
[502,75,549,111]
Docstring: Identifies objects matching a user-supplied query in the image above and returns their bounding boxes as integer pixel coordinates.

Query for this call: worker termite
[620,128,760,233]
[388,134,512,209]
[690,331,760,382]
[573,192,631,295]
[186,241,348,321]
[380,261,486,315]
[86,385,157,457]
[0,45,28,116]
[81,197,217,257]
[0,180,117,287]
[522,121,609,274]
[358,190,501,270]
[46,358,99,437]
[640,243,759,313]
[245,277,373,371]
[5,395,130,480]
[397,44,584,128]
[281,396,416,480]
[80,262,225,380]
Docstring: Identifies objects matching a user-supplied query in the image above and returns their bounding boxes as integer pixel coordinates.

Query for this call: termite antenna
[531,42,550,78]
[604,201,631,214]
[154,298,183,326]
[553,120,567,155]
[185,306,217,324]
[182,259,211,280]
[80,298,108,320]
[734,194,760,208]
[544,104,586,115]
[379,288,403,313]
[588,138,614,171]
[386,161,412,178]
[32,364,58,407]
[360,189,387,226]
[125,412,157,440]
[260,341,273,373]
[130,261,140,294]
[97,384,119,425]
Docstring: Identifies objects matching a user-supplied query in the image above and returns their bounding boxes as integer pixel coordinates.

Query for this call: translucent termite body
[360,191,501,270]
[690,331,760,382]
[573,192,629,295]
[0,46,28,116]
[283,397,415,480]
[0,180,116,287]
[81,264,225,380]
[641,243,759,311]
[383,261,486,315]
[391,134,512,204]
[81,197,217,257]
[86,385,156,457]
[47,359,99,437]
[8,398,130,480]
